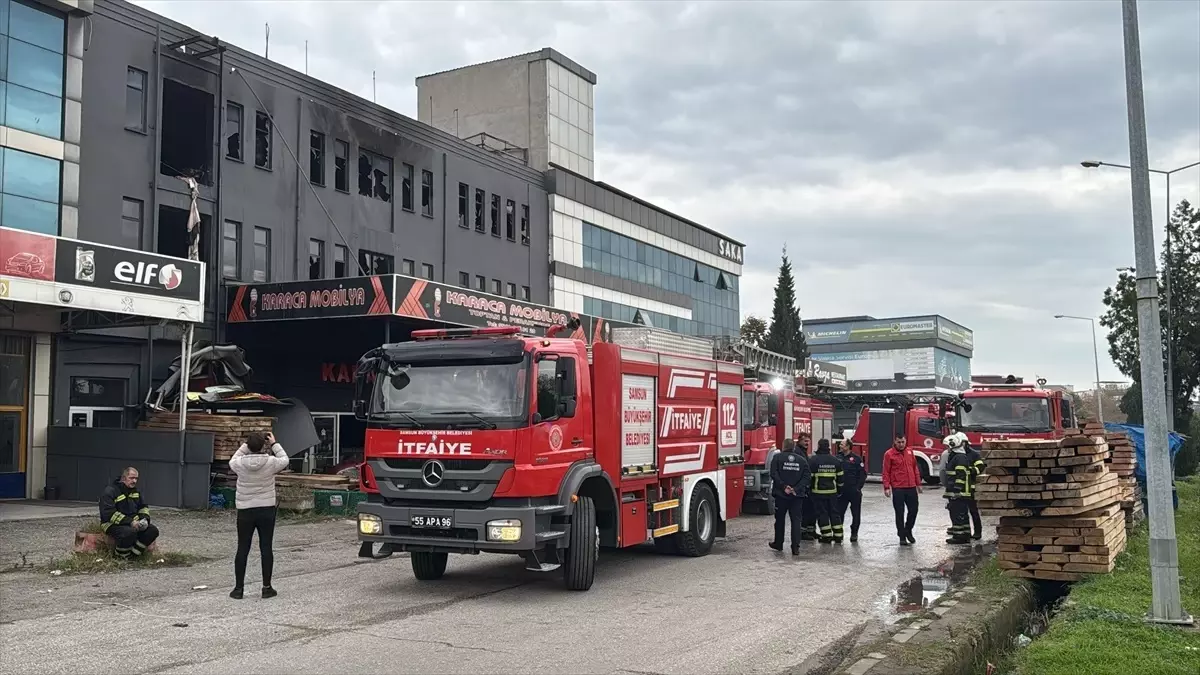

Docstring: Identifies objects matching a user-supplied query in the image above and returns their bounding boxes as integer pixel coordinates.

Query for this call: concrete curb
[839,581,1035,675]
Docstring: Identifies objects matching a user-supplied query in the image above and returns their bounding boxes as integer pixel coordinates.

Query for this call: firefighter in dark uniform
[942,435,974,544]
[768,439,812,555]
[808,438,845,544]
[961,432,985,540]
[99,467,159,558]
[836,440,868,542]
[797,441,818,540]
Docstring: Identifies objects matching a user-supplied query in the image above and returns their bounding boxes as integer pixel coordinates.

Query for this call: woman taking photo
[228,431,289,599]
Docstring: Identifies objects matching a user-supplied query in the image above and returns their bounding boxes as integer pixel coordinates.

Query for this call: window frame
[124,67,148,134]
[520,286,530,301]
[458,271,470,287]
[221,220,241,280]
[401,163,415,212]
[358,249,394,276]
[474,274,485,292]
[520,204,530,246]
[309,130,325,186]
[421,169,434,218]
[254,110,272,170]
[490,194,501,237]
[308,238,325,280]
[506,282,516,298]
[505,199,516,241]
[490,278,502,295]
[474,188,485,232]
[401,258,415,276]
[333,139,350,192]
[457,182,469,228]
[251,226,271,282]
[333,244,349,278]
[420,263,434,280]
[120,197,143,251]
[225,102,244,161]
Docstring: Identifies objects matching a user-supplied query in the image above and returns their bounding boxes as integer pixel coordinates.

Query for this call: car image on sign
[411,515,453,529]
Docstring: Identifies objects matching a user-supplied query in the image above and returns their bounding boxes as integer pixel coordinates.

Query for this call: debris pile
[978,432,1127,582]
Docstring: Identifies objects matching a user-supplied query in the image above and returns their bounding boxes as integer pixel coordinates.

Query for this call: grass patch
[969,556,1027,599]
[1014,477,1200,675]
[43,550,209,576]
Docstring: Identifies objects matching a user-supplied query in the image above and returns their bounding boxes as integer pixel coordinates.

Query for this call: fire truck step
[536,530,567,540]
[653,524,680,538]
[621,464,656,476]
[523,549,562,573]
[651,499,680,512]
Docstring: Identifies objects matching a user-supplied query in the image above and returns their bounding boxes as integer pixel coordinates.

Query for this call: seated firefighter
[98,467,159,558]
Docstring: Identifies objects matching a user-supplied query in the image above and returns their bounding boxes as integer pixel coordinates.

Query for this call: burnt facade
[58,0,550,431]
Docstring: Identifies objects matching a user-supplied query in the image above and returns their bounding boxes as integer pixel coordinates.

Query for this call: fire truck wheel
[678,484,716,557]
[410,551,448,581]
[563,496,598,591]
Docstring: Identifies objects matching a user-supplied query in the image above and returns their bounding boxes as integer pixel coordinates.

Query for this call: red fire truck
[845,401,949,484]
[352,326,745,591]
[956,377,1076,446]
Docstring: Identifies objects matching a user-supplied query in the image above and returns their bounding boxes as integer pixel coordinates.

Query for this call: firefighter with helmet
[768,438,812,555]
[942,433,975,544]
[808,438,846,543]
[959,431,985,540]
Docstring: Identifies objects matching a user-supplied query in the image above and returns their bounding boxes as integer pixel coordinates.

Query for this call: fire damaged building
[45,2,743,483]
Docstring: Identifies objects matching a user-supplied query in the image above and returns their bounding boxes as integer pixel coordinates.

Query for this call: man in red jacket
[882,433,922,546]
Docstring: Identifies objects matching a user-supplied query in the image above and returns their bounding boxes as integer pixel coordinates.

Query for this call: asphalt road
[0,489,993,675]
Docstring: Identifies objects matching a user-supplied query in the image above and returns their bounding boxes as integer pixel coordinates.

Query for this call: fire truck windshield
[375,361,528,423]
[959,396,1051,432]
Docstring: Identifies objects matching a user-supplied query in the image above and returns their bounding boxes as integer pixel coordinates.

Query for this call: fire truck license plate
[411,515,453,529]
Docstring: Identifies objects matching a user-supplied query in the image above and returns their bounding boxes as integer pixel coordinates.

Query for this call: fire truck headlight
[358,514,383,535]
[486,519,522,542]
[745,474,756,487]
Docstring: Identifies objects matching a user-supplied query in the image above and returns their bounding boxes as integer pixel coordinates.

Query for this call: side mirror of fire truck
[352,355,381,421]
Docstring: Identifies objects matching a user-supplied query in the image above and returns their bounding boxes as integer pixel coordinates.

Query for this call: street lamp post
[1080,157,1200,432]
[1055,315,1105,424]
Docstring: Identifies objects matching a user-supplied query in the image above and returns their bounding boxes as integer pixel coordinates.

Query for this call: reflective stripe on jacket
[808,451,845,496]
[98,479,148,532]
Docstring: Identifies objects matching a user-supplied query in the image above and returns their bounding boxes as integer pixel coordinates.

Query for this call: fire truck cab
[955,379,1076,447]
[353,325,745,591]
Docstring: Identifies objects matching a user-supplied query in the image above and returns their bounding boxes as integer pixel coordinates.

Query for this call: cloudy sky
[138,0,1200,390]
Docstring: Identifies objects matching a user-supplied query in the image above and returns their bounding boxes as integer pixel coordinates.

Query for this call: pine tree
[763,246,810,364]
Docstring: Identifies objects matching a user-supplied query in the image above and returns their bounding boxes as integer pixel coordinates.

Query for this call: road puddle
[877,545,993,623]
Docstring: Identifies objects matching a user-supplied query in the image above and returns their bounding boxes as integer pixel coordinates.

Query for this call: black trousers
[109,523,159,557]
[801,496,817,539]
[839,491,862,536]
[891,487,919,537]
[813,495,843,541]
[772,494,803,549]
[966,497,982,537]
[946,497,970,539]
[234,506,277,589]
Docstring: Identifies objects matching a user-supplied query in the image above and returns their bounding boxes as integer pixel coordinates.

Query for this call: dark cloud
[135,0,1200,389]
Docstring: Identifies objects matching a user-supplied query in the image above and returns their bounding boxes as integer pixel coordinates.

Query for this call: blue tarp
[1103,423,1186,482]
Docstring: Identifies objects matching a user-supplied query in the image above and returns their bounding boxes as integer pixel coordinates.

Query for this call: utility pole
[1120,0,1190,625]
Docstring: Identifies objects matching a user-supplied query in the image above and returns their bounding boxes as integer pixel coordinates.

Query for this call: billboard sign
[226,276,393,322]
[803,359,848,389]
[936,316,975,351]
[805,317,938,346]
[0,226,205,322]
[817,347,971,393]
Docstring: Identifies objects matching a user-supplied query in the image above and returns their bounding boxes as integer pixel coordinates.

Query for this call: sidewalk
[0,499,97,522]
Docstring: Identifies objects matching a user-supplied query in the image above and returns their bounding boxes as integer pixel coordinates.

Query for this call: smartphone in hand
[265,432,276,446]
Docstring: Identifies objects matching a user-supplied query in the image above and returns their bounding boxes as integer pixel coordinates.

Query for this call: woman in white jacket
[228,431,290,599]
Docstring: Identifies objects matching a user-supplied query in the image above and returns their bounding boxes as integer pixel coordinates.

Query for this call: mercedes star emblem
[421,460,445,487]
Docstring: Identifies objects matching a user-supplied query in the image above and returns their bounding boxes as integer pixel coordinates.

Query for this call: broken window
[505,199,516,241]
[520,204,530,246]
[334,140,349,191]
[490,194,501,237]
[222,220,240,279]
[252,227,271,282]
[125,67,147,133]
[716,272,729,290]
[421,170,434,217]
[160,79,214,185]
[225,102,243,161]
[421,263,434,280]
[401,258,414,276]
[457,183,469,228]
[693,264,702,283]
[309,238,324,280]
[474,188,485,232]
[357,149,392,202]
[157,205,210,262]
[401,163,414,211]
[358,249,393,275]
[334,244,349,277]
[254,110,272,170]
[309,131,325,185]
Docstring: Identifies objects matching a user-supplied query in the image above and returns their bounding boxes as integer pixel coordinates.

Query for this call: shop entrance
[0,334,30,498]
[293,413,367,475]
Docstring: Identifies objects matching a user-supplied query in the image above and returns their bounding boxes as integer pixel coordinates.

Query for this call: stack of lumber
[977,433,1127,581]
[139,412,275,461]
[1100,426,1143,525]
